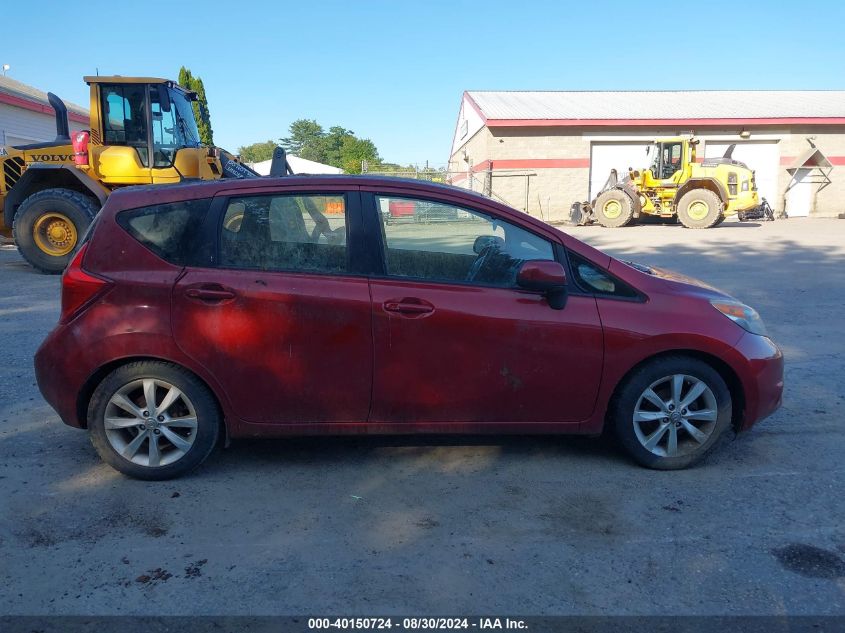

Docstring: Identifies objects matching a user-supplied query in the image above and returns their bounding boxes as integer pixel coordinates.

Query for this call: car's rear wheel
[611,356,732,469]
[88,361,220,480]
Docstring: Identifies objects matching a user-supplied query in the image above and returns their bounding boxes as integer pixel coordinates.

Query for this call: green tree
[280,119,324,158]
[279,119,379,174]
[237,140,277,163]
[178,66,214,146]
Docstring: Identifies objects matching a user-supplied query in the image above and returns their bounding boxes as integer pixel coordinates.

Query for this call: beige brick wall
[489,168,588,222]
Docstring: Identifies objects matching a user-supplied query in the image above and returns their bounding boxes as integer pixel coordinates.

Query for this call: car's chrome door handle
[185,285,236,302]
[383,299,434,315]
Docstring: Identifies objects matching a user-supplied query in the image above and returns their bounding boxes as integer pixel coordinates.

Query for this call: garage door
[589,142,652,199]
[704,141,780,211]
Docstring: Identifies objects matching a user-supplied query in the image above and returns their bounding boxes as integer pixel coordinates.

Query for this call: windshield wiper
[176,111,200,146]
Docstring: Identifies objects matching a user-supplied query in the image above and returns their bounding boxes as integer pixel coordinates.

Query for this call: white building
[0,75,88,147]
[251,155,344,176]
[449,90,845,219]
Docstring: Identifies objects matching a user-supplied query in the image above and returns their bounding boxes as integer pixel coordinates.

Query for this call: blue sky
[3,0,844,166]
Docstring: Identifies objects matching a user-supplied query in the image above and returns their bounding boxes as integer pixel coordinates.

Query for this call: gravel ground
[1,217,844,616]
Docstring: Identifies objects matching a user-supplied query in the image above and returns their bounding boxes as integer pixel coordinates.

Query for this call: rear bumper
[734,332,784,430]
[34,323,87,428]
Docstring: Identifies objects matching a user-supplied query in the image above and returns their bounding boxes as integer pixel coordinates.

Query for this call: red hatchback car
[35,177,783,479]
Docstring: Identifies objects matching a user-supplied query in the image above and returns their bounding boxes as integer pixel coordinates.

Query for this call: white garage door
[704,141,780,210]
[589,142,652,199]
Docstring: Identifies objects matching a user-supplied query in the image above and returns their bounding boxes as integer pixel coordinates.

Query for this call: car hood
[619,260,731,297]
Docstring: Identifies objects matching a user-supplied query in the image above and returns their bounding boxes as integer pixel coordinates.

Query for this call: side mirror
[156,85,171,113]
[473,234,504,254]
[517,260,568,310]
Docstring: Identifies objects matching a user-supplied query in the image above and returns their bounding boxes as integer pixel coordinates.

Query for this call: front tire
[676,189,723,229]
[88,362,220,480]
[13,188,99,274]
[593,190,635,228]
[611,356,732,470]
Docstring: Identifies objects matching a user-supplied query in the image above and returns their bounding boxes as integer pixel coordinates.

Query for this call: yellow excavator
[0,76,289,273]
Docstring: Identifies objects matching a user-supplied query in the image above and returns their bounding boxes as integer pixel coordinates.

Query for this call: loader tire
[677,189,723,229]
[13,188,99,274]
[594,190,634,228]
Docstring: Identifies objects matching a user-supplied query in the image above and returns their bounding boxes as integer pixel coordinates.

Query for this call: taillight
[60,244,110,323]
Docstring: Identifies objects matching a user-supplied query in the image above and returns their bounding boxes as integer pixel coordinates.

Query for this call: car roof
[105,175,495,212]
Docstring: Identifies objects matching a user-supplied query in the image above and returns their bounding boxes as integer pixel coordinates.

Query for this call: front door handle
[383,298,434,316]
[185,285,236,302]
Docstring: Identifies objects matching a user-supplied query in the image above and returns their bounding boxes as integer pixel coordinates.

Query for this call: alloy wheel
[104,378,198,467]
[632,374,718,458]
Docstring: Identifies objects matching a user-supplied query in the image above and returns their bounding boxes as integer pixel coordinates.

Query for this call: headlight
[711,300,768,336]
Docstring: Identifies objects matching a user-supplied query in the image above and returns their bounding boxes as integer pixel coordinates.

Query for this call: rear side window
[219,193,348,274]
[118,198,211,265]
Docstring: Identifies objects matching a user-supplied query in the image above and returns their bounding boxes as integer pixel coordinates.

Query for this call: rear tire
[88,361,221,480]
[676,189,723,229]
[611,356,732,470]
[593,190,635,228]
[12,188,99,274]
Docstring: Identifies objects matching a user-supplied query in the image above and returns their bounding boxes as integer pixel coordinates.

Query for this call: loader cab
[86,76,205,184]
[648,140,686,180]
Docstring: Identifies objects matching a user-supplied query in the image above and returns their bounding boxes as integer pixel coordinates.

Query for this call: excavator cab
[84,76,217,185]
[96,80,201,169]
[647,140,686,181]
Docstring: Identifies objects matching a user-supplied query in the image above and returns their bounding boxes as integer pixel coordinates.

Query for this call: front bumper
[733,332,784,430]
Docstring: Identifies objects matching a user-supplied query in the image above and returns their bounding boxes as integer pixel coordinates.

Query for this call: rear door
[364,190,604,426]
[171,188,373,424]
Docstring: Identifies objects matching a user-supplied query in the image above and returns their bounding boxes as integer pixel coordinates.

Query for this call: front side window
[376,196,554,287]
[101,84,149,166]
[150,95,178,167]
[118,198,211,265]
[220,194,348,274]
[660,142,683,179]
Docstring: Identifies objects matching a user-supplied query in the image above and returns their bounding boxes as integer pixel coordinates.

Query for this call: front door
[366,193,603,426]
[172,190,372,424]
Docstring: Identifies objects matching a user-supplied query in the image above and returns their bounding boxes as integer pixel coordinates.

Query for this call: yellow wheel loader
[586,137,771,229]
[0,76,290,273]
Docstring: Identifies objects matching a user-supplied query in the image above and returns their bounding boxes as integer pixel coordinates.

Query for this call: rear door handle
[383,298,434,316]
[185,285,236,302]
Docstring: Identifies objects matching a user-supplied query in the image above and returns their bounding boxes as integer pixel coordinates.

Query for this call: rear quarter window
[117,198,211,265]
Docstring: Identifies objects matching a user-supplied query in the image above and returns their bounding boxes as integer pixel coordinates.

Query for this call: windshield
[169,89,202,148]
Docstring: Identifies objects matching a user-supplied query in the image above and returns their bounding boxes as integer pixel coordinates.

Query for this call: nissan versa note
[34,177,784,479]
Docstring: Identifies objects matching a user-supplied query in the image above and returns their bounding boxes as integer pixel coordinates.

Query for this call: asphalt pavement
[1,218,844,616]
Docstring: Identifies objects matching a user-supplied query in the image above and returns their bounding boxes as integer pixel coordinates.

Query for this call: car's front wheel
[611,356,733,469]
[88,361,220,480]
